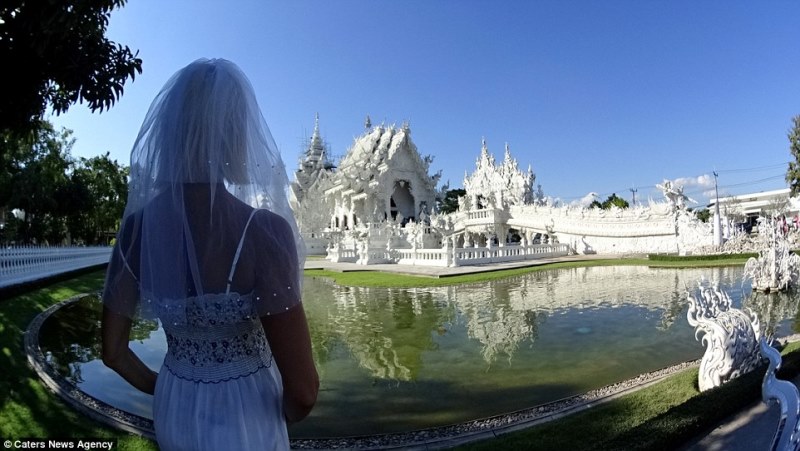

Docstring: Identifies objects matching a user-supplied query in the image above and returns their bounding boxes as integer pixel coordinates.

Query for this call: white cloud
[671,174,715,190]
[571,192,599,208]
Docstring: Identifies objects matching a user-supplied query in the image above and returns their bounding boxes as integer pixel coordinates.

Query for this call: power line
[715,162,789,174]
[718,174,786,189]
[553,161,791,202]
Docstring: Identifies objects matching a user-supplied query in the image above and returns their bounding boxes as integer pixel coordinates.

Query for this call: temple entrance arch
[390,180,415,223]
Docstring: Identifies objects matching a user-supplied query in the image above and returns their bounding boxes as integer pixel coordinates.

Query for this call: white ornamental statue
[760,338,800,451]
[744,216,800,293]
[686,281,762,391]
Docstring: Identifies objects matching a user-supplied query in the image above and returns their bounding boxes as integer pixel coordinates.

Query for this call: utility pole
[629,187,637,207]
[713,171,722,246]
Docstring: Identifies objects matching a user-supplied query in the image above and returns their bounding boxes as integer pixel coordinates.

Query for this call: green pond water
[38,265,800,438]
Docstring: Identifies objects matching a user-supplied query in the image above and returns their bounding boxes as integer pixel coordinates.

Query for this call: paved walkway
[681,399,781,451]
[681,371,800,451]
[306,255,792,450]
[304,252,638,277]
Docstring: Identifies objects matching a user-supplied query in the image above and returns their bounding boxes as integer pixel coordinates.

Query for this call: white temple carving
[292,116,441,231]
[760,338,800,451]
[291,118,718,265]
[463,140,537,210]
[686,282,762,392]
[328,120,441,228]
[744,217,800,293]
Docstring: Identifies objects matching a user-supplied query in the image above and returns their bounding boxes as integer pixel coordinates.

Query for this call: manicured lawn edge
[456,343,800,451]
[648,252,759,262]
[0,270,156,450]
[304,257,749,288]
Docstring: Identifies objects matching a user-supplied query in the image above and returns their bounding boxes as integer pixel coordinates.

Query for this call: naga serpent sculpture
[760,337,800,451]
[686,282,761,392]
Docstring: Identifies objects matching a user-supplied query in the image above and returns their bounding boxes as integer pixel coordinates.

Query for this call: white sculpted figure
[686,281,762,391]
[744,216,800,292]
[463,140,535,210]
[760,338,800,451]
[656,180,695,210]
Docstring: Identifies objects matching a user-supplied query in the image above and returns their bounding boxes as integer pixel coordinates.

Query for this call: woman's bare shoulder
[250,208,293,240]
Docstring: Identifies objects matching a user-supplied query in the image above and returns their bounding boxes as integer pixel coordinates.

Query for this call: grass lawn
[458,342,800,450]
[0,256,787,450]
[304,257,750,288]
[0,270,156,450]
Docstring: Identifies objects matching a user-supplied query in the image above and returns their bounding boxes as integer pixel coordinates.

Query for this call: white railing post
[0,245,112,289]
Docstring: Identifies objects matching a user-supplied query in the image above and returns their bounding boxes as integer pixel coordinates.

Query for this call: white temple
[290,115,443,256]
[291,116,717,265]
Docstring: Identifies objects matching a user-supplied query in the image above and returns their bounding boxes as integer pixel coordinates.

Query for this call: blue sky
[51,1,800,207]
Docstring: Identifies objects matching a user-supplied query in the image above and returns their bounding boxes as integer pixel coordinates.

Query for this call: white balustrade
[395,248,450,267]
[326,242,569,267]
[452,243,568,265]
[0,245,112,288]
[326,247,358,263]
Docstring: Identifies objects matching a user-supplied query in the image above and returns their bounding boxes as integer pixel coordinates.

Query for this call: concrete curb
[24,294,156,440]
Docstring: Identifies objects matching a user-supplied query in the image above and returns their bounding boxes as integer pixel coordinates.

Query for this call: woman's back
[102,59,317,451]
[151,190,293,450]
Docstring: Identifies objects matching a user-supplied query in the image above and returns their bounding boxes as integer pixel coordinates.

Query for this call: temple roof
[338,122,413,170]
[328,120,440,196]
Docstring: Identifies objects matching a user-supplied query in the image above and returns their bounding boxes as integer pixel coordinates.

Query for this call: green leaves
[591,193,630,210]
[438,188,466,214]
[0,0,142,140]
[1,122,128,245]
[786,116,800,196]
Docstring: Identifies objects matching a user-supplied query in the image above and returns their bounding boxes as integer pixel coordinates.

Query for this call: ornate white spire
[478,138,493,167]
[307,113,324,161]
[503,142,513,165]
[464,138,535,208]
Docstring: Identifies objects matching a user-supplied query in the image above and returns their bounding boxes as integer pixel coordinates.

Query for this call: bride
[100,58,318,450]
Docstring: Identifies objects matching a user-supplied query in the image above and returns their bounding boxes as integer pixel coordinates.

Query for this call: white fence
[453,243,570,265]
[0,245,112,289]
[328,243,570,267]
[395,248,451,267]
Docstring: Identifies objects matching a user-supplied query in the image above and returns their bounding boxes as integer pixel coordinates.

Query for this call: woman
[101,58,319,450]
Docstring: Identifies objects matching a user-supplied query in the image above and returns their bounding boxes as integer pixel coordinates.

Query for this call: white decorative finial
[313,113,320,135]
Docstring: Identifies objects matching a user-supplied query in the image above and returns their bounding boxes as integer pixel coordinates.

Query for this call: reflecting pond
[38,265,800,437]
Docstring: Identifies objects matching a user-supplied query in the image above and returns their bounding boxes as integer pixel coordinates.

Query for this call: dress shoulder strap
[226,209,258,294]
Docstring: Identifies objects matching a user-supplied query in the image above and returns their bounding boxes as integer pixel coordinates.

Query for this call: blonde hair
[148,59,253,185]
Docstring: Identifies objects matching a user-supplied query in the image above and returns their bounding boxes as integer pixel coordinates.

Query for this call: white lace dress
[151,291,288,451]
[145,210,292,450]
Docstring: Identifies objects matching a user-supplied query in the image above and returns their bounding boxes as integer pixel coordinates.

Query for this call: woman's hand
[262,304,319,423]
[101,306,158,395]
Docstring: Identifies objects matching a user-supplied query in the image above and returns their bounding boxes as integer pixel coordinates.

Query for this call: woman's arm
[262,305,319,424]
[101,306,158,395]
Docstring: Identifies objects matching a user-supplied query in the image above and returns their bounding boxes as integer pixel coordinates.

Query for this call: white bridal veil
[103,58,305,320]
